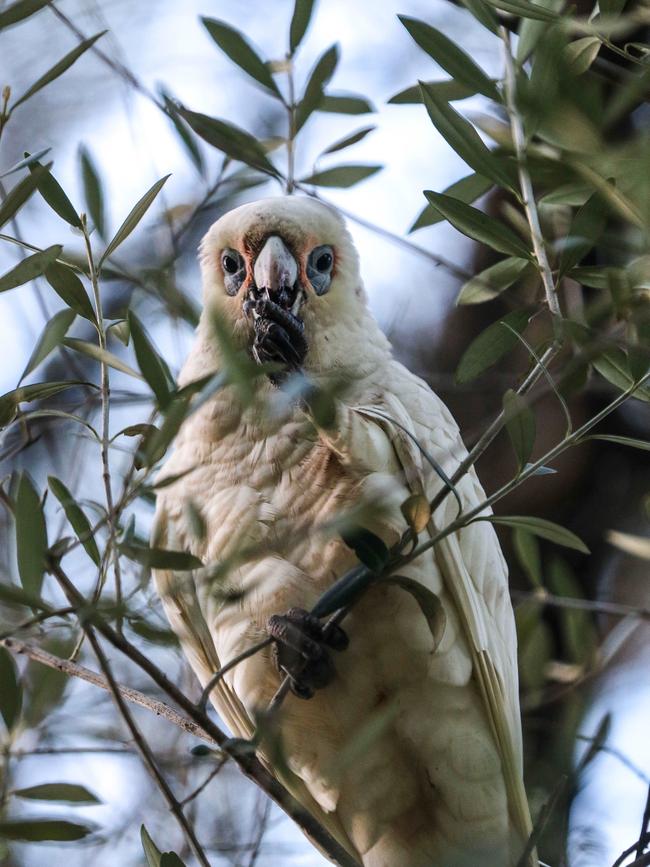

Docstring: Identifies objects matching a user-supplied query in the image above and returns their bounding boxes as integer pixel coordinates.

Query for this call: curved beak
[253,235,299,310]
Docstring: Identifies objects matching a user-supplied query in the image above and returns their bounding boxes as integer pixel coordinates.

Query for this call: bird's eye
[222,252,240,274]
[307,245,334,296]
[315,251,332,272]
[221,248,245,295]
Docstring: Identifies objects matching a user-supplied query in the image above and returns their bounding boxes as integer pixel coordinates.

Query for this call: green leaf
[141,824,162,867]
[99,175,170,267]
[503,389,536,471]
[14,783,100,804]
[179,108,279,176]
[0,582,50,610]
[12,32,105,109]
[160,855,187,867]
[321,126,375,156]
[0,244,61,293]
[21,308,76,379]
[319,92,374,114]
[311,564,374,618]
[599,0,627,14]
[513,528,542,587]
[588,434,650,451]
[420,84,514,191]
[0,162,51,229]
[516,0,564,62]
[15,473,48,597]
[0,646,22,731]
[158,89,205,177]
[399,17,499,101]
[400,494,431,534]
[0,147,51,179]
[458,0,499,33]
[455,309,530,384]
[0,819,92,842]
[593,349,650,403]
[340,527,389,573]
[557,193,608,278]
[0,0,48,30]
[388,79,476,105]
[290,0,316,53]
[482,0,560,20]
[480,515,590,554]
[45,261,96,322]
[78,145,105,238]
[410,173,493,232]
[27,158,81,228]
[425,191,531,258]
[564,36,600,74]
[201,17,280,97]
[383,575,446,649]
[295,44,339,131]
[456,256,531,304]
[63,337,143,380]
[300,164,381,188]
[119,543,203,571]
[48,476,100,566]
[0,381,96,429]
[127,311,174,407]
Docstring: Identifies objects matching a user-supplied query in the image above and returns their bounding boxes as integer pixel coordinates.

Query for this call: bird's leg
[266,607,348,699]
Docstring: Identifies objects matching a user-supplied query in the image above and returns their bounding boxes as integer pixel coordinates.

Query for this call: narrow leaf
[120,543,203,571]
[159,89,205,177]
[0,147,51,179]
[63,337,143,380]
[179,108,279,176]
[425,190,531,258]
[160,855,186,867]
[479,515,590,553]
[564,36,600,74]
[0,162,51,229]
[589,434,650,451]
[15,473,48,596]
[99,175,170,266]
[503,389,536,470]
[201,17,280,96]
[127,310,174,407]
[420,84,514,191]
[0,0,48,30]
[456,256,531,304]
[141,825,162,867]
[388,79,476,105]
[399,17,499,101]
[45,261,96,322]
[21,308,76,379]
[458,0,499,33]
[300,164,381,188]
[14,783,100,804]
[0,244,61,293]
[0,647,22,731]
[0,381,95,429]
[12,32,106,109]
[410,172,493,232]
[48,476,100,566]
[321,126,375,155]
[557,193,608,278]
[295,44,339,131]
[319,93,374,114]
[0,819,92,842]
[27,158,81,227]
[78,145,105,238]
[513,528,542,587]
[290,0,316,53]
[482,0,560,20]
[383,575,446,649]
[455,309,530,384]
[593,350,650,403]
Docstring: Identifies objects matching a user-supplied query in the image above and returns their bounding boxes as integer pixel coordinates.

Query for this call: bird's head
[198,196,384,383]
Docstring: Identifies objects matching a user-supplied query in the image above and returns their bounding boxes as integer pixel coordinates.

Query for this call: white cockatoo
[153,196,534,867]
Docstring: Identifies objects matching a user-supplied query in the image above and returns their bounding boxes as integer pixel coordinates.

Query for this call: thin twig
[84,626,212,867]
[1,636,213,743]
[198,637,273,713]
[636,787,650,859]
[512,590,650,622]
[179,755,228,807]
[613,833,650,867]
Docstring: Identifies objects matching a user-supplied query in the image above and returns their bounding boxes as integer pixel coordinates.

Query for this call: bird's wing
[353,374,534,859]
[150,507,360,864]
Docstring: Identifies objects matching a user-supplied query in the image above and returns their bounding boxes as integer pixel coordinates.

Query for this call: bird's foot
[266,607,348,699]
[250,299,307,385]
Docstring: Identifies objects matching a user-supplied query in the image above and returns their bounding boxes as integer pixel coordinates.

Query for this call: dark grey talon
[266,608,348,700]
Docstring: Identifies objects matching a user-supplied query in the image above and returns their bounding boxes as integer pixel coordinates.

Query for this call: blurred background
[1,0,649,865]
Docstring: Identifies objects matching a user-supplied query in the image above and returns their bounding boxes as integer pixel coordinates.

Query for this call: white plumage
[153,196,534,866]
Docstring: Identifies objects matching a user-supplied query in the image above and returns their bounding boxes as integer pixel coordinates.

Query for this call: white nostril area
[253,235,298,294]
